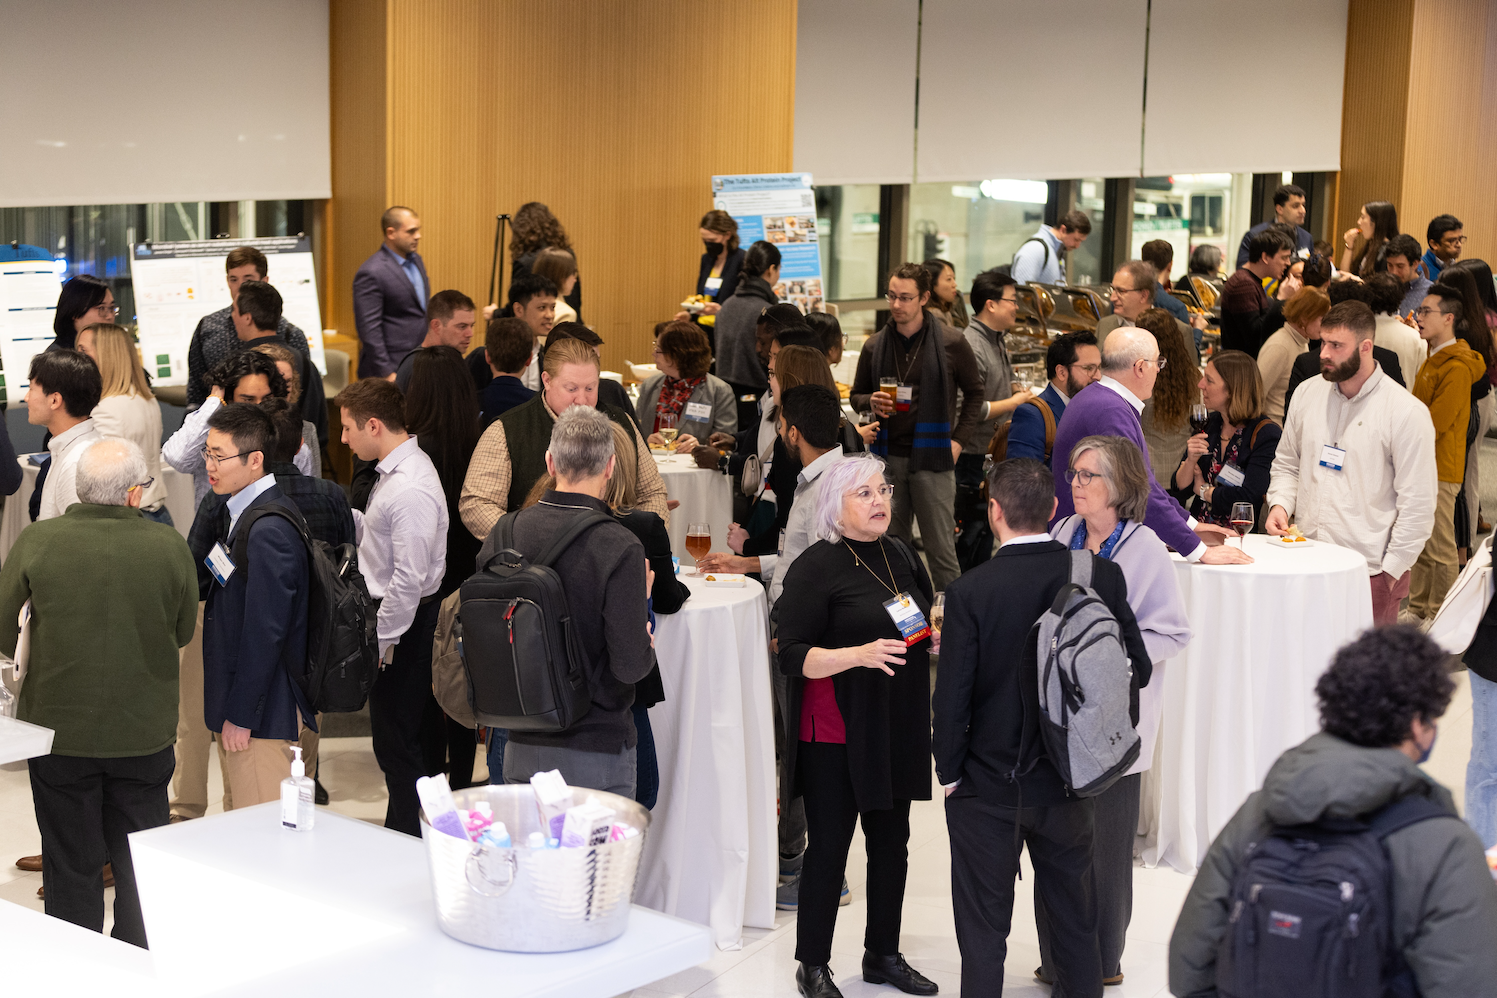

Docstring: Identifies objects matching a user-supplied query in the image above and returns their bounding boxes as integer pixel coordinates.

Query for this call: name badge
[895,384,914,413]
[883,591,930,647]
[205,541,236,586]
[1318,444,1346,471]
[704,276,723,293]
[777,528,787,559]
[685,401,712,421]
[1216,464,1246,487]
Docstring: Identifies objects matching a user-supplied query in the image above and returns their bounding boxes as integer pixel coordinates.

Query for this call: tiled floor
[0,673,1475,997]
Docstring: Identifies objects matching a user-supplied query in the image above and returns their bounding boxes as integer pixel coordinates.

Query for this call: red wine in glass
[1231,519,1253,538]
[1229,502,1254,547]
[1189,404,1210,436]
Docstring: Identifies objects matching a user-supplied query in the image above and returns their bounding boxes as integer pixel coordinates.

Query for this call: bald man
[353,206,432,379]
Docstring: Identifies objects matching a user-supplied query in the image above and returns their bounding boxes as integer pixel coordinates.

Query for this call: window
[906,180,1048,291]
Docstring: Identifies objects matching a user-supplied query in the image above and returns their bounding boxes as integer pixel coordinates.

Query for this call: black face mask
[705,238,724,256]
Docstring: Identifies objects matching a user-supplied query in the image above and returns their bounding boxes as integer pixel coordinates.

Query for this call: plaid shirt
[188,462,355,598]
[459,396,670,540]
[186,306,310,409]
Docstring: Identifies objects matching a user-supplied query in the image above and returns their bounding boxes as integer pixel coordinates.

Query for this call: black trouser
[1037,772,1141,980]
[28,746,174,948]
[422,712,477,791]
[726,380,762,435]
[795,741,911,966]
[370,596,443,835]
[632,703,659,810]
[954,452,993,572]
[945,787,1101,998]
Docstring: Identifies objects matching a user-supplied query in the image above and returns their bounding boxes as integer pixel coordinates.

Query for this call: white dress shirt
[39,419,103,520]
[353,435,449,656]
[225,473,279,537]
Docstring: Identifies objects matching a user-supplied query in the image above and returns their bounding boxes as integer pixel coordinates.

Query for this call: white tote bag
[1428,532,1494,654]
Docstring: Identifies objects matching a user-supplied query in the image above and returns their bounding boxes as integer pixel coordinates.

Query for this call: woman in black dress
[776,454,937,998]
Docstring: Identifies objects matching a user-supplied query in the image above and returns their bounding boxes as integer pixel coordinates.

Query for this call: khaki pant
[1410,480,1461,619]
[217,735,298,808]
[171,603,232,818]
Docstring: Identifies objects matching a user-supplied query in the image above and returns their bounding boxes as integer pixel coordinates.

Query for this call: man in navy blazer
[1051,326,1252,567]
[353,206,431,379]
[1007,331,1101,465]
[201,403,316,808]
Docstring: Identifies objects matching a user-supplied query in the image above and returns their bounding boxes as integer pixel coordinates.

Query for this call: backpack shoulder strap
[230,503,312,565]
[1069,548,1093,589]
[1032,397,1057,459]
[1249,415,1278,452]
[1012,236,1050,272]
[533,511,617,568]
[1369,792,1454,840]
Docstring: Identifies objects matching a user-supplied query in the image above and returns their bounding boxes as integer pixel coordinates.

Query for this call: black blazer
[932,540,1149,808]
[1165,412,1281,527]
[353,245,431,378]
[615,508,687,709]
[1284,340,1405,415]
[696,247,746,304]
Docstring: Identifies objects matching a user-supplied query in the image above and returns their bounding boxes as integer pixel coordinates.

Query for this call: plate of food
[680,294,710,314]
[1275,526,1315,548]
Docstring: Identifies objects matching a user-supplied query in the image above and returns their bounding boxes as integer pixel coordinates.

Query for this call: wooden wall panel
[1334,0,1414,241]
[333,0,796,375]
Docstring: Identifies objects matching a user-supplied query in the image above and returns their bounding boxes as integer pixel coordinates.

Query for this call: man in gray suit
[353,206,431,380]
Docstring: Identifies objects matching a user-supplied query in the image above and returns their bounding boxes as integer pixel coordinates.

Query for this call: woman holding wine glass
[1042,435,1192,987]
[1167,349,1281,531]
[640,321,738,453]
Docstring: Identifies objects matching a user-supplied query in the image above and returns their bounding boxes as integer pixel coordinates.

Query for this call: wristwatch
[1197,483,1209,500]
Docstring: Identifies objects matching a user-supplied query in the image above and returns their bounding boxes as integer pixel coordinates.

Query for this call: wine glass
[931,592,945,635]
[1230,502,1254,548]
[1189,404,1210,436]
[658,412,679,452]
[685,522,712,575]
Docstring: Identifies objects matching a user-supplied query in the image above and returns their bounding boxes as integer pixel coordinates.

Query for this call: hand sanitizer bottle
[281,746,315,831]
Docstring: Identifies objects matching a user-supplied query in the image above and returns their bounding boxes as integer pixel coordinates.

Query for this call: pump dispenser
[281,746,315,831]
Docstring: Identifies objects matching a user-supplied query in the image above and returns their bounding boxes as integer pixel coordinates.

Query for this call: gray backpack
[1032,550,1140,797]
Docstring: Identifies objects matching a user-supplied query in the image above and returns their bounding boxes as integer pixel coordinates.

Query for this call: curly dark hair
[509,202,572,256]
[1363,272,1404,316]
[204,349,287,400]
[1316,626,1454,748]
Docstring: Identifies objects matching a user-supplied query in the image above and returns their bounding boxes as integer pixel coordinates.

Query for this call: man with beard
[1282,279,1406,415]
[1005,331,1100,465]
[1265,301,1437,625]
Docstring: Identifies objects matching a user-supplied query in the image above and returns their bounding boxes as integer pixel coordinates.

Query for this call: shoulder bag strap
[1033,398,1057,459]
[1249,415,1278,453]
[231,504,313,566]
[1369,792,1453,840]
[533,511,616,568]
[1069,547,1093,588]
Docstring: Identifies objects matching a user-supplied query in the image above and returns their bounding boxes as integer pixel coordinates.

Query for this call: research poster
[130,236,326,388]
[711,173,824,313]
[0,255,63,406]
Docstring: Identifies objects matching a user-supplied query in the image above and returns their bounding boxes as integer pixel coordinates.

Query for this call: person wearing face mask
[675,210,746,330]
[1170,626,1497,998]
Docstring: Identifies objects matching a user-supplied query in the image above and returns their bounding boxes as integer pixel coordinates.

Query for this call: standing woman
[1133,308,1200,488]
[510,202,581,319]
[1169,350,1280,528]
[74,323,171,524]
[406,345,484,789]
[776,455,937,998]
[1340,200,1399,278]
[675,209,746,334]
[637,321,737,452]
[531,247,580,325]
[923,259,969,330]
[713,240,782,428]
[53,275,117,351]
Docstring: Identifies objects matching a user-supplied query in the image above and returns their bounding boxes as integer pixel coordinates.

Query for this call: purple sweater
[1051,381,1203,558]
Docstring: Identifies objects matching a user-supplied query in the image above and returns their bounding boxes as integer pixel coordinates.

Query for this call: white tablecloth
[1144,534,1374,872]
[0,457,196,561]
[654,453,734,565]
[636,573,777,951]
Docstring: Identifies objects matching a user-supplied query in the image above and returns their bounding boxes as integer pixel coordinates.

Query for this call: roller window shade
[794,0,919,185]
[0,0,330,207]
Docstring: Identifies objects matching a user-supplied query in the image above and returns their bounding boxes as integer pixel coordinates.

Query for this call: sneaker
[840,878,851,906]
[776,875,801,911]
[780,851,806,879]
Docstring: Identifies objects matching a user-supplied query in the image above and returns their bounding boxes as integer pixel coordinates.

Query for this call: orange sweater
[1412,338,1487,482]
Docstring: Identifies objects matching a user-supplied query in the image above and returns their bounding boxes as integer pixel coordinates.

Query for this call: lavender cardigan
[1052,381,1203,558]
[1052,515,1192,775]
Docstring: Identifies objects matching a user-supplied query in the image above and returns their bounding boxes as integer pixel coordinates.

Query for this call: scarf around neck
[867,312,953,473]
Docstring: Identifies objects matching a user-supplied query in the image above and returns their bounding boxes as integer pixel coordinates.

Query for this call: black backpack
[1216,791,1452,998]
[232,505,379,713]
[456,510,614,731]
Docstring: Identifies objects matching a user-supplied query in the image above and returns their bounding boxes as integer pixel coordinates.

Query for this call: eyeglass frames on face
[1109,286,1149,297]
[884,292,920,304]
[1070,363,1101,375]
[201,448,258,468]
[1064,469,1106,486]
[128,477,155,493]
[846,484,895,504]
[1415,306,1450,319]
[1440,235,1468,247]
[1147,356,1167,371]
[93,303,120,316]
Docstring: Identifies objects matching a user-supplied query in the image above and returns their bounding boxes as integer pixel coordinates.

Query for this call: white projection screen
[0,0,330,207]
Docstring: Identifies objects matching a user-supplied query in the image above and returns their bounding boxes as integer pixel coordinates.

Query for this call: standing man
[1138,240,1192,324]
[231,280,327,449]
[1218,229,1295,356]
[27,350,102,520]
[201,404,317,808]
[1266,301,1438,625]
[1234,183,1313,267]
[1006,332,1101,465]
[0,439,196,948]
[934,458,1149,998]
[849,263,985,590]
[1010,210,1092,285]
[334,379,448,836]
[1422,214,1464,281]
[1384,234,1433,318]
[1406,286,1487,622]
[354,205,430,380]
[185,246,313,410]
[393,290,476,392]
[1098,260,1202,366]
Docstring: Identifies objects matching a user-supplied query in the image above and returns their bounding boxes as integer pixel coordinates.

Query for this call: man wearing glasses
[1006,331,1101,466]
[1422,214,1465,282]
[1097,260,1201,367]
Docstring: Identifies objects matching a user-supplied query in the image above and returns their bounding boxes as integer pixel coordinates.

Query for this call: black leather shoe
[796,962,844,998]
[314,779,329,805]
[863,952,938,995]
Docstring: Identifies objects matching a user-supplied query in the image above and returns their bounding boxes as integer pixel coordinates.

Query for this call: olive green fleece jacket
[0,504,198,757]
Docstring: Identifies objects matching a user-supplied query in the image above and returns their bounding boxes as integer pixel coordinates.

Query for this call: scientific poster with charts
[711,173,824,313]
[0,255,63,407]
[130,236,326,388]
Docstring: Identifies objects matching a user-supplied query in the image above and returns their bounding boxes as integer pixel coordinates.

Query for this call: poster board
[130,236,325,388]
[0,255,63,406]
[710,173,824,313]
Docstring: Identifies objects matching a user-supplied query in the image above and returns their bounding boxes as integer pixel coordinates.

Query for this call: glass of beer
[685,522,712,574]
[878,376,898,416]
[931,592,945,634]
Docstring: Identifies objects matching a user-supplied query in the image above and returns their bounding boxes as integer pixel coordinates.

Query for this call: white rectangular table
[128,804,712,998]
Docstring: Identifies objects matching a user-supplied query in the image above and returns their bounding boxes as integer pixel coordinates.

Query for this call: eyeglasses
[1414,306,1450,318]
[846,484,895,504]
[1070,363,1101,375]
[1109,286,1148,296]
[884,292,920,304]
[201,447,258,468]
[93,303,120,316]
[128,477,155,493]
[1147,356,1167,371]
[1440,235,1468,246]
[1064,469,1107,486]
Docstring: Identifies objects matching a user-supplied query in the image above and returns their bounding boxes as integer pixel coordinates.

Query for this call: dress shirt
[39,419,102,520]
[1397,275,1433,318]
[1098,376,1145,413]
[766,446,845,606]
[161,395,221,507]
[1010,226,1065,285]
[225,474,279,537]
[398,250,427,308]
[999,533,1053,548]
[354,436,449,655]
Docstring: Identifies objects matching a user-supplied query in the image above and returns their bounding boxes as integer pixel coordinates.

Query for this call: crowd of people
[2,193,1496,998]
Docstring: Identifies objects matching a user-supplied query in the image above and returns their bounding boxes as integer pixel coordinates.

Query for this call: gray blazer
[636,372,738,441]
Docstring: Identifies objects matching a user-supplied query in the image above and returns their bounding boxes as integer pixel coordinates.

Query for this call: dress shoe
[796,962,843,998]
[314,778,329,805]
[37,864,113,899]
[862,952,938,995]
[15,854,41,872]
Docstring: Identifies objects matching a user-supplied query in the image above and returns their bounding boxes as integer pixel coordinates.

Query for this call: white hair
[812,455,887,542]
[547,405,616,480]
[1101,326,1158,373]
[75,438,147,506]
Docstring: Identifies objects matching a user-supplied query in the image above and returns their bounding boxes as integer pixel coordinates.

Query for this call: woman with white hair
[774,454,937,998]
[1035,434,1191,989]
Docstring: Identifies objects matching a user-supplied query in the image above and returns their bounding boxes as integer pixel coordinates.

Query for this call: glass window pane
[1132,173,1253,281]
[1069,179,1107,286]
[907,180,1049,292]
[814,183,880,301]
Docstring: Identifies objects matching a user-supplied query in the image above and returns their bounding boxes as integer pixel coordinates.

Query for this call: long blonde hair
[84,323,153,400]
[522,420,638,513]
